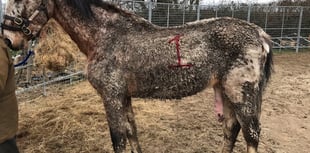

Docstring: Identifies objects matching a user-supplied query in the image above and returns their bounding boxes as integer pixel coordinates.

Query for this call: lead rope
[14,40,36,67]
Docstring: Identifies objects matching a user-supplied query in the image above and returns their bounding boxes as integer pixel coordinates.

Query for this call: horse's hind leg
[124,96,142,153]
[233,82,261,153]
[222,61,263,153]
[214,84,241,153]
[222,101,241,153]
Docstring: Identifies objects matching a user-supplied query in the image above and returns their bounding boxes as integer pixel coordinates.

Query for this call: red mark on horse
[168,35,193,68]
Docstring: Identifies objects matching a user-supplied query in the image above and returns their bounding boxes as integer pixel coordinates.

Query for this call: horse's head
[2,0,54,50]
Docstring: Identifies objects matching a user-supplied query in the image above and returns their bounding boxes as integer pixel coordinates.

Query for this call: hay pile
[34,18,85,71]
[17,82,113,153]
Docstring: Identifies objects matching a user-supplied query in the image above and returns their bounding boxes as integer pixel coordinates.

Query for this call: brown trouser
[0,137,19,153]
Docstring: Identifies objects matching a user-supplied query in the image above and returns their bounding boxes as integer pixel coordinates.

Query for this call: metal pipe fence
[14,58,86,96]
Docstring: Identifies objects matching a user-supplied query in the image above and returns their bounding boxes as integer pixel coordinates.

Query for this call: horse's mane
[65,0,132,19]
[65,0,157,29]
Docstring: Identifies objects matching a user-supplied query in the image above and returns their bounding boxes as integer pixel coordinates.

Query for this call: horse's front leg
[102,93,128,153]
[102,92,142,153]
[89,68,142,153]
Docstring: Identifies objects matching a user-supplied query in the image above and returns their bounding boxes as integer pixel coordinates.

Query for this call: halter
[1,0,49,40]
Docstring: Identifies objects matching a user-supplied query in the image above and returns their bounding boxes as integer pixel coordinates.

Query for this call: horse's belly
[131,66,212,99]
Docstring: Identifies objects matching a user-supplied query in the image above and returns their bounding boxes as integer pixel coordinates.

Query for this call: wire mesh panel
[121,1,149,20]
[250,6,269,28]
[167,3,184,26]
[216,5,235,17]
[233,6,250,21]
[152,3,170,27]
[199,6,218,19]
[183,5,199,24]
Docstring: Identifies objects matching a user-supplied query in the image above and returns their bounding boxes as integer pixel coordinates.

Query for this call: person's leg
[0,138,20,153]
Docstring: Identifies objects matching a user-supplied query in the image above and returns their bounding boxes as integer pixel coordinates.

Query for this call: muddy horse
[2,0,273,153]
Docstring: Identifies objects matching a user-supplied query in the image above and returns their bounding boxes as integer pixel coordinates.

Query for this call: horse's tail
[259,29,273,88]
[257,30,273,116]
[265,45,273,83]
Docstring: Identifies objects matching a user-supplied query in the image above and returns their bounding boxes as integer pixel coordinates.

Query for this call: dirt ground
[16,52,310,153]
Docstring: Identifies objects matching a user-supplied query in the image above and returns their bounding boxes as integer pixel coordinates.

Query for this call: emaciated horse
[2,0,273,153]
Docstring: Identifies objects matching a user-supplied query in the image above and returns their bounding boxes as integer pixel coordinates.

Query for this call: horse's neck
[52,1,160,59]
[52,1,119,57]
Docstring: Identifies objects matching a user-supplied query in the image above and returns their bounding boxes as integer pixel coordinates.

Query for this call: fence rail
[15,70,85,95]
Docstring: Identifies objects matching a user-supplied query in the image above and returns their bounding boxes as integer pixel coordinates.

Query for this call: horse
[2,0,273,153]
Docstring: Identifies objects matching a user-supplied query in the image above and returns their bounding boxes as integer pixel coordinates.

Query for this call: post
[247,4,251,22]
[148,1,152,22]
[280,8,285,51]
[26,52,33,84]
[26,41,34,84]
[231,4,234,18]
[197,4,200,21]
[182,4,185,25]
[264,9,268,31]
[296,7,303,53]
[42,68,47,96]
[167,3,170,27]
